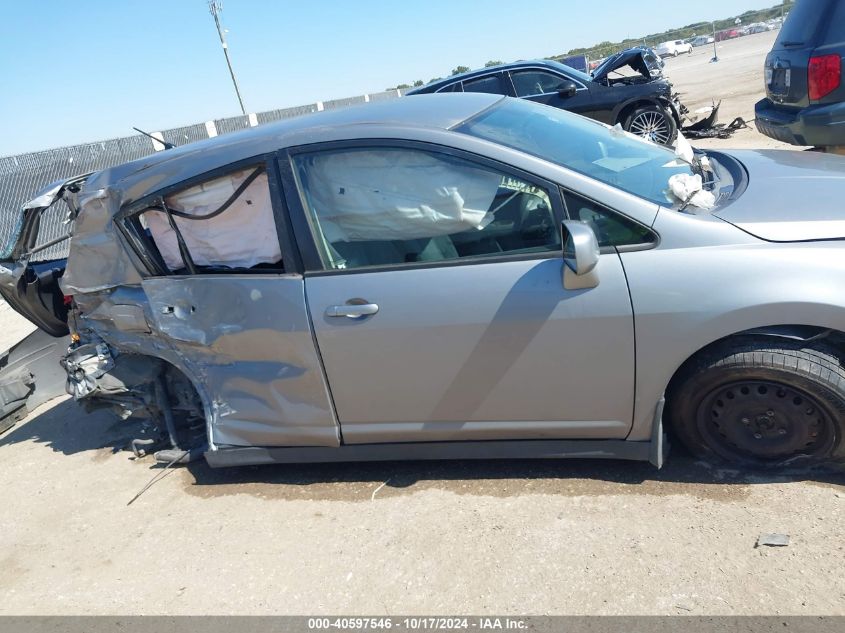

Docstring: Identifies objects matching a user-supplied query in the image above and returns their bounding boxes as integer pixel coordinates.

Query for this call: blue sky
[1,0,780,156]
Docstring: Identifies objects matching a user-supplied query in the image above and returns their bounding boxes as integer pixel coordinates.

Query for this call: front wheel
[667,338,845,467]
[623,105,677,146]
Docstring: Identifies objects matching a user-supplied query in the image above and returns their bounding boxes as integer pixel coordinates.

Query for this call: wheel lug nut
[778,429,787,436]
[767,410,774,417]
[742,418,750,425]
[754,433,763,439]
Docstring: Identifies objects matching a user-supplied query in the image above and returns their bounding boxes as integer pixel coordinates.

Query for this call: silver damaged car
[2,94,844,469]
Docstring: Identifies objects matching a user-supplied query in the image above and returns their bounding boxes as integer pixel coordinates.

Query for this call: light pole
[208,0,247,115]
[711,22,719,63]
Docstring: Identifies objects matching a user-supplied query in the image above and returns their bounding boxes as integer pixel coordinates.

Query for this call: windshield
[457,98,693,206]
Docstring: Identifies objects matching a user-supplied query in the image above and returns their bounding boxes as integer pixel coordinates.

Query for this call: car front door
[508,68,597,119]
[282,141,636,444]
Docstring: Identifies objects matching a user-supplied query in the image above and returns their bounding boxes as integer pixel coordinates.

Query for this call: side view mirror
[561,220,600,290]
[557,80,578,98]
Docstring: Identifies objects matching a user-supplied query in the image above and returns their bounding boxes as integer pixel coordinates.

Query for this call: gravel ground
[662,30,792,152]
[1,29,843,616]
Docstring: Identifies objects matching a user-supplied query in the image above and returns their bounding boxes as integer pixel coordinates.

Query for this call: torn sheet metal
[139,276,340,448]
[681,102,750,140]
[61,186,145,295]
[0,328,70,432]
[685,102,722,133]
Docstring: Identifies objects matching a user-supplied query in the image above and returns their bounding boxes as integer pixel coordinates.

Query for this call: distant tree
[428,77,442,84]
[484,60,503,67]
[396,83,411,89]
[451,65,471,76]
[413,79,424,87]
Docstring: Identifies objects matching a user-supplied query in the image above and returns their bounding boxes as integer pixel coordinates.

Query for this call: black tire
[623,105,677,146]
[667,337,845,467]
[673,50,679,57]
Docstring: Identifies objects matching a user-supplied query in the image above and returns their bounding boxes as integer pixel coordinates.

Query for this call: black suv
[755,0,845,148]
[407,54,682,146]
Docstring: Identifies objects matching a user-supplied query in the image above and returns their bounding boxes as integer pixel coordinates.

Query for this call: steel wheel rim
[629,111,671,144]
[696,379,836,462]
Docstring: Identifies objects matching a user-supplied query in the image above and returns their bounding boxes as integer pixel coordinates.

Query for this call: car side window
[131,164,284,274]
[292,147,560,270]
[562,190,655,248]
[511,70,568,97]
[462,74,504,95]
[436,82,463,93]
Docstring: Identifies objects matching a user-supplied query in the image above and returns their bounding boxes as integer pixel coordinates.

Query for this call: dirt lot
[1,29,844,616]
[663,30,791,152]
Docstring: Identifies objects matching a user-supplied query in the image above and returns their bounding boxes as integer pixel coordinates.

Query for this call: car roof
[407,60,577,94]
[86,93,502,203]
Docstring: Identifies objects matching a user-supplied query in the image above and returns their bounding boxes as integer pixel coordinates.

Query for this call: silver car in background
[1,93,844,469]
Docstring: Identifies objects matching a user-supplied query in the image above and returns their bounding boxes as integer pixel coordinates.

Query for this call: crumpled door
[142,275,339,448]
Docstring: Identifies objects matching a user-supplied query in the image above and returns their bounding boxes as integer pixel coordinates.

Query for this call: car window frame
[115,153,303,277]
[559,186,659,254]
[277,139,568,276]
[459,72,508,96]
[506,67,588,98]
[435,81,464,93]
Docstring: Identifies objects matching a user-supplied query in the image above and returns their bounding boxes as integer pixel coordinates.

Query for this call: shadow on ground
[2,395,844,503]
[0,396,145,456]
[179,451,845,503]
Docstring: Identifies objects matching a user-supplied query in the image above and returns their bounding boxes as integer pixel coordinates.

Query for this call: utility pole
[711,21,719,63]
[208,1,247,115]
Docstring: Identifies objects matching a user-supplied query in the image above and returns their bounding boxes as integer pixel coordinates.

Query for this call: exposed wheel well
[662,325,845,464]
[665,325,845,405]
[160,361,207,448]
[75,351,208,452]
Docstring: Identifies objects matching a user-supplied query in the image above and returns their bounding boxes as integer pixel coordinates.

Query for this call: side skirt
[205,438,660,469]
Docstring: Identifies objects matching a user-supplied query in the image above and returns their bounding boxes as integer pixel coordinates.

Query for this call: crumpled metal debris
[685,117,749,140]
[756,533,790,547]
[682,101,750,139]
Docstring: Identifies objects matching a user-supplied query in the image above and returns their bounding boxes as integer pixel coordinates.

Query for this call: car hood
[714,150,845,242]
[592,48,663,81]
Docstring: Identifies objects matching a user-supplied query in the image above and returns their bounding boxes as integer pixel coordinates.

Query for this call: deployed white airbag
[300,149,501,242]
[668,173,716,209]
[145,169,282,270]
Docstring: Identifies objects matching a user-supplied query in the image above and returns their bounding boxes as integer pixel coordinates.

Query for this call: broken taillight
[808,54,841,101]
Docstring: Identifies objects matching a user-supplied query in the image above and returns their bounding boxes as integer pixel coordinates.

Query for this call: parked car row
[717,18,781,41]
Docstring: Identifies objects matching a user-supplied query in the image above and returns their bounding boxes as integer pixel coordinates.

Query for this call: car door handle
[325,303,379,318]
